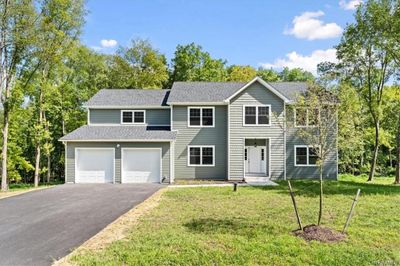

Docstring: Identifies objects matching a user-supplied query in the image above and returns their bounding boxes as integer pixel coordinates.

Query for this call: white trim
[62,139,174,142]
[283,104,287,180]
[120,110,146,125]
[80,123,170,127]
[121,147,162,183]
[225,77,290,103]
[168,102,228,106]
[84,105,170,109]
[187,145,215,167]
[294,145,318,167]
[227,104,230,180]
[242,105,271,126]
[170,141,175,183]
[64,143,67,183]
[87,108,91,125]
[75,147,116,184]
[267,138,272,178]
[187,106,215,128]
[170,104,173,131]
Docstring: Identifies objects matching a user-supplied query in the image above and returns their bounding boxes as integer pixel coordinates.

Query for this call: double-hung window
[188,146,215,166]
[121,110,145,124]
[243,105,271,126]
[188,107,214,127]
[295,145,320,166]
[295,108,319,127]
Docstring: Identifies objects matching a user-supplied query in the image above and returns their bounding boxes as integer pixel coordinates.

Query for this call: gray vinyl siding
[172,105,227,180]
[89,109,170,125]
[65,142,170,183]
[229,81,285,180]
[285,107,338,179]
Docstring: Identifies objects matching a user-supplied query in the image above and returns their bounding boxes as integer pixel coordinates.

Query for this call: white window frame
[187,145,215,167]
[294,108,319,128]
[243,105,271,126]
[294,145,319,167]
[187,107,215,128]
[120,110,146,125]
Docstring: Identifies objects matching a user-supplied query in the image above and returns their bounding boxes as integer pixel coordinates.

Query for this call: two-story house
[60,77,338,183]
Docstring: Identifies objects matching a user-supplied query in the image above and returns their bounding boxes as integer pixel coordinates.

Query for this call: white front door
[121,148,161,183]
[245,146,266,174]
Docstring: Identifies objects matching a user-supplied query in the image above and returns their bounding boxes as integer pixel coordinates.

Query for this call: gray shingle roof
[167,82,246,103]
[84,89,170,107]
[167,80,308,103]
[60,125,177,141]
[268,82,308,101]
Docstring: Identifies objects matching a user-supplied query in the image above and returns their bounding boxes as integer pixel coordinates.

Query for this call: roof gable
[224,77,290,103]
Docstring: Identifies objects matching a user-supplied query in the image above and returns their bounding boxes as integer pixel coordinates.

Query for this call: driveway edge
[0,186,54,200]
[53,187,167,266]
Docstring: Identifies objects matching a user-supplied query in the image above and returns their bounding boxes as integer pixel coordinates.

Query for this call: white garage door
[122,148,161,183]
[76,148,114,183]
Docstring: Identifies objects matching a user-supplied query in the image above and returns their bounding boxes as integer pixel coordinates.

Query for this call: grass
[72,175,400,266]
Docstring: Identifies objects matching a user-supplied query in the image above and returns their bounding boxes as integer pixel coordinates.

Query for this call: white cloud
[284,11,343,40]
[339,0,362,10]
[100,39,118,48]
[259,48,338,75]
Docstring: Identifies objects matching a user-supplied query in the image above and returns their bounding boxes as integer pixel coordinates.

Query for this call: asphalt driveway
[0,184,163,266]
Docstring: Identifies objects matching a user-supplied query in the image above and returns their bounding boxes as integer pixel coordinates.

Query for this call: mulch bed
[293,224,346,243]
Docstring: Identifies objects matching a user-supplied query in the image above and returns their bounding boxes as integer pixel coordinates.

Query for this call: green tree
[0,0,38,191]
[108,39,168,89]
[169,43,227,83]
[257,68,281,82]
[382,86,400,183]
[336,0,397,181]
[337,83,365,174]
[279,67,314,82]
[292,83,339,225]
[27,0,85,187]
[227,65,257,81]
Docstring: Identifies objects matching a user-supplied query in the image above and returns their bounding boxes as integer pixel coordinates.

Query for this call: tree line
[0,0,399,191]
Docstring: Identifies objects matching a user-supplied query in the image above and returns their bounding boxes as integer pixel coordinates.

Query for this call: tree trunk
[317,164,323,226]
[47,153,51,183]
[34,91,43,187]
[1,103,9,192]
[395,115,400,184]
[368,120,380,181]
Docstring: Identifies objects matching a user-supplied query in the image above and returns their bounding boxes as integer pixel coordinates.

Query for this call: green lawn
[72,175,400,265]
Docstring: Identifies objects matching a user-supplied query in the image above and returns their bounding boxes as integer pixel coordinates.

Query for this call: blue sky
[82,0,361,74]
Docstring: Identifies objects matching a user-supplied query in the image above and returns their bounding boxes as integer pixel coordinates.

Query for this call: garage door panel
[122,149,160,183]
[76,149,114,183]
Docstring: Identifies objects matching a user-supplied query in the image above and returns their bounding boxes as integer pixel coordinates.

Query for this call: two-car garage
[74,147,162,184]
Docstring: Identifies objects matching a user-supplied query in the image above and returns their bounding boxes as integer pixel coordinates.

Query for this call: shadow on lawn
[252,180,400,197]
[184,217,273,237]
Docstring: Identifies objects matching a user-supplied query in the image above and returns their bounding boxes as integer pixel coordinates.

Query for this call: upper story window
[121,110,146,125]
[188,107,214,127]
[295,108,319,127]
[243,105,271,126]
[295,145,319,166]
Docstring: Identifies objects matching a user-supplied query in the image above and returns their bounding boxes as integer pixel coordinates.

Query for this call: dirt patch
[293,224,346,243]
[53,187,167,266]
